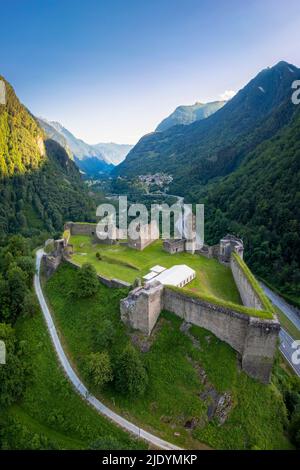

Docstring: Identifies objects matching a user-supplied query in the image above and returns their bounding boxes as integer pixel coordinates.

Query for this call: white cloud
[219,89,236,101]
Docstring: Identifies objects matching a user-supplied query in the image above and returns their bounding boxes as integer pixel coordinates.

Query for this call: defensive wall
[44,225,280,384]
[120,248,279,384]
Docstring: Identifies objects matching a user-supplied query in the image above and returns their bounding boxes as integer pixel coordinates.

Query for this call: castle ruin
[43,222,279,384]
[121,238,279,385]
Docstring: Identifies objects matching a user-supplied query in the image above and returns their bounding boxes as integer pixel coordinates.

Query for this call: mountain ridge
[155,100,226,132]
[114,61,300,194]
[38,118,133,176]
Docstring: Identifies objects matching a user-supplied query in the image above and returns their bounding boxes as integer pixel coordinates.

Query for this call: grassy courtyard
[44,263,293,450]
[69,235,242,305]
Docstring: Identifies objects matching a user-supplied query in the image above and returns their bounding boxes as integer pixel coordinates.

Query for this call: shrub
[84,351,113,388]
[0,323,31,407]
[7,266,27,321]
[16,256,36,287]
[115,344,148,397]
[22,291,39,317]
[77,263,98,298]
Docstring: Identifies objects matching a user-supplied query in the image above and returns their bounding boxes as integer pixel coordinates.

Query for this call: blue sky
[1,0,299,143]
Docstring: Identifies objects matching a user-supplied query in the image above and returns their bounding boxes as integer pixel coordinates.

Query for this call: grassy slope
[7,308,145,450]
[70,236,242,305]
[44,263,292,450]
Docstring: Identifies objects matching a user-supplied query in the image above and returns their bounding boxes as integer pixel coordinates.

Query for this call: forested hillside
[0,77,94,242]
[203,106,300,302]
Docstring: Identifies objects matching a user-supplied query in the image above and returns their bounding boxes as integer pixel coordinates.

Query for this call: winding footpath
[34,249,181,450]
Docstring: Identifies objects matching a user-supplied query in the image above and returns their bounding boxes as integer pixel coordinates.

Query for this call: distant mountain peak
[38,118,133,176]
[155,100,226,132]
[272,60,297,70]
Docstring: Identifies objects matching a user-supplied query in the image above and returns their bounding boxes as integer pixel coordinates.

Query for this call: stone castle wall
[65,221,158,250]
[163,288,279,383]
[65,222,97,236]
[230,255,264,310]
[43,254,131,289]
[241,317,280,383]
[45,226,279,383]
[127,220,160,251]
[120,256,280,384]
[163,288,248,354]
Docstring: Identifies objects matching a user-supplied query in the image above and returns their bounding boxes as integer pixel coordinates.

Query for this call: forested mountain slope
[0,77,94,241]
[203,106,300,301]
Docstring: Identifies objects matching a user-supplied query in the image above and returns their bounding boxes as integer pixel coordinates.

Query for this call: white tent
[143,271,158,281]
[146,264,196,288]
[150,265,166,273]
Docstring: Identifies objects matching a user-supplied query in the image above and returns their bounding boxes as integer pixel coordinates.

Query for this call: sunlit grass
[70,235,241,304]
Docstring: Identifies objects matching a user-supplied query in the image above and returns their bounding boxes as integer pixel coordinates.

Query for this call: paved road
[279,329,300,376]
[260,282,300,330]
[34,249,181,450]
[261,282,300,377]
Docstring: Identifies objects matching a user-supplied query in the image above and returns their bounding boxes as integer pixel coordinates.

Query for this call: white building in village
[143,264,196,288]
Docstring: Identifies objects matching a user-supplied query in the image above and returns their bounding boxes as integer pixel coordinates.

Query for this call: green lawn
[44,263,293,450]
[4,307,145,450]
[70,235,242,305]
